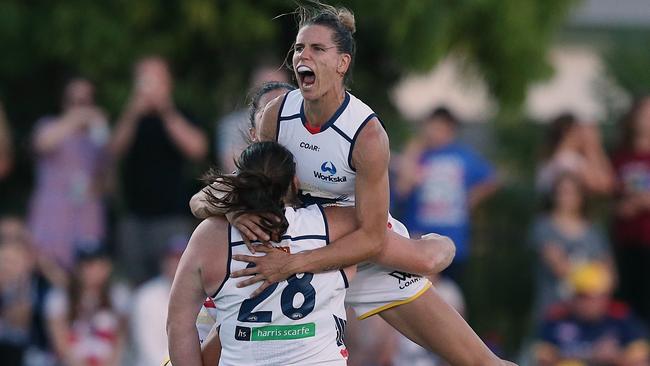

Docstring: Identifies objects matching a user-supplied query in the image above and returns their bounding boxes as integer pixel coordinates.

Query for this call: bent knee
[421,235,455,275]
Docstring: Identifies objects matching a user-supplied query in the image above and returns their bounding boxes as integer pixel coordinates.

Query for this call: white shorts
[196,298,219,343]
[345,215,432,319]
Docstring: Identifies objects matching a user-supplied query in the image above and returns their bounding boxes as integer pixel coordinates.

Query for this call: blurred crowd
[1,54,650,366]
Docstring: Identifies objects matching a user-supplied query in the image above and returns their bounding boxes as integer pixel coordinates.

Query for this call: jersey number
[237,264,316,323]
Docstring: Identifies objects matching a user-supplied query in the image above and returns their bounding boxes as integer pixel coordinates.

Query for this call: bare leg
[200,325,222,365]
[379,288,516,366]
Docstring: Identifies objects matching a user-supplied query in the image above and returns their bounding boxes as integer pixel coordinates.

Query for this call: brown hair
[67,257,112,325]
[544,172,589,217]
[247,81,296,131]
[542,113,578,160]
[203,142,297,238]
[294,2,356,85]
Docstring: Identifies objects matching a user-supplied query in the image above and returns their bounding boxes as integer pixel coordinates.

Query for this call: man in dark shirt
[111,56,207,284]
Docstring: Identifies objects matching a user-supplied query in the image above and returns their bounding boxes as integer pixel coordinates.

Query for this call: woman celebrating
[193,4,513,365]
[169,141,358,365]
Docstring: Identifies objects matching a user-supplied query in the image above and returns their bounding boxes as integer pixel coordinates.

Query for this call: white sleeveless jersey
[276,90,378,207]
[214,205,349,366]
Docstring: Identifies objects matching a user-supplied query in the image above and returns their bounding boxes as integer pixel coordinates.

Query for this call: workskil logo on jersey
[314,161,347,183]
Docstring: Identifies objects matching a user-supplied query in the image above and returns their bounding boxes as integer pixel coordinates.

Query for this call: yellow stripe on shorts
[161,355,171,366]
[357,279,432,320]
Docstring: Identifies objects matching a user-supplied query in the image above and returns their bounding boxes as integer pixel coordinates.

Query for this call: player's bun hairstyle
[203,142,297,239]
[296,1,356,85]
[248,81,296,130]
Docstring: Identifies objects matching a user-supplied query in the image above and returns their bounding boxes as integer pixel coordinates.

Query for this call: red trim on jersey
[304,122,321,134]
[608,301,631,319]
[203,297,216,308]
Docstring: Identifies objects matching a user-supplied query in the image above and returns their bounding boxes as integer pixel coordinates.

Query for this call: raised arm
[189,179,229,219]
[189,95,284,242]
[110,97,146,159]
[231,118,389,293]
[167,217,228,366]
[190,95,282,218]
[160,108,208,161]
[34,107,105,154]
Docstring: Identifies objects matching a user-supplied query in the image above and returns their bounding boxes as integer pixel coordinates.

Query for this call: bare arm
[284,119,389,272]
[232,119,389,291]
[47,310,77,365]
[200,325,222,366]
[394,137,425,197]
[468,179,499,210]
[190,182,227,220]
[33,111,87,154]
[616,191,650,218]
[325,207,454,275]
[579,125,614,194]
[372,232,455,276]
[167,218,228,366]
[189,96,285,242]
[110,101,143,159]
[161,108,208,161]
[541,242,571,279]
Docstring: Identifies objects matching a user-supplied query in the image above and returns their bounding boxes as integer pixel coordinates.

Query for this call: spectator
[395,106,498,280]
[215,63,288,172]
[45,243,129,366]
[130,235,186,366]
[110,56,207,284]
[28,78,110,269]
[0,215,29,244]
[530,173,614,318]
[0,216,57,366]
[0,236,35,365]
[0,101,13,181]
[612,95,650,329]
[536,113,613,195]
[534,262,649,366]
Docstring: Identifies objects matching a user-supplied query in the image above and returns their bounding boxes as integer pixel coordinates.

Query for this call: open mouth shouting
[297,65,316,90]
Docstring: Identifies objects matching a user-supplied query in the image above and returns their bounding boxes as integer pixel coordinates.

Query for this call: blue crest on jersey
[321,161,337,175]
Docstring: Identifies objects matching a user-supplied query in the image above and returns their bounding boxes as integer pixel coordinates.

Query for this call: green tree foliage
[605,29,650,99]
[0,0,574,131]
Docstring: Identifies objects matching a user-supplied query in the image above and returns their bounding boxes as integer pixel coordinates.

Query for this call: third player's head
[292,3,356,101]
[248,82,296,141]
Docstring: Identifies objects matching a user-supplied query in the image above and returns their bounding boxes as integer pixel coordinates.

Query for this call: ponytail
[202,142,297,238]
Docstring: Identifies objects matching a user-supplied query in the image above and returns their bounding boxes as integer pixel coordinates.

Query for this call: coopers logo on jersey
[314,161,347,183]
